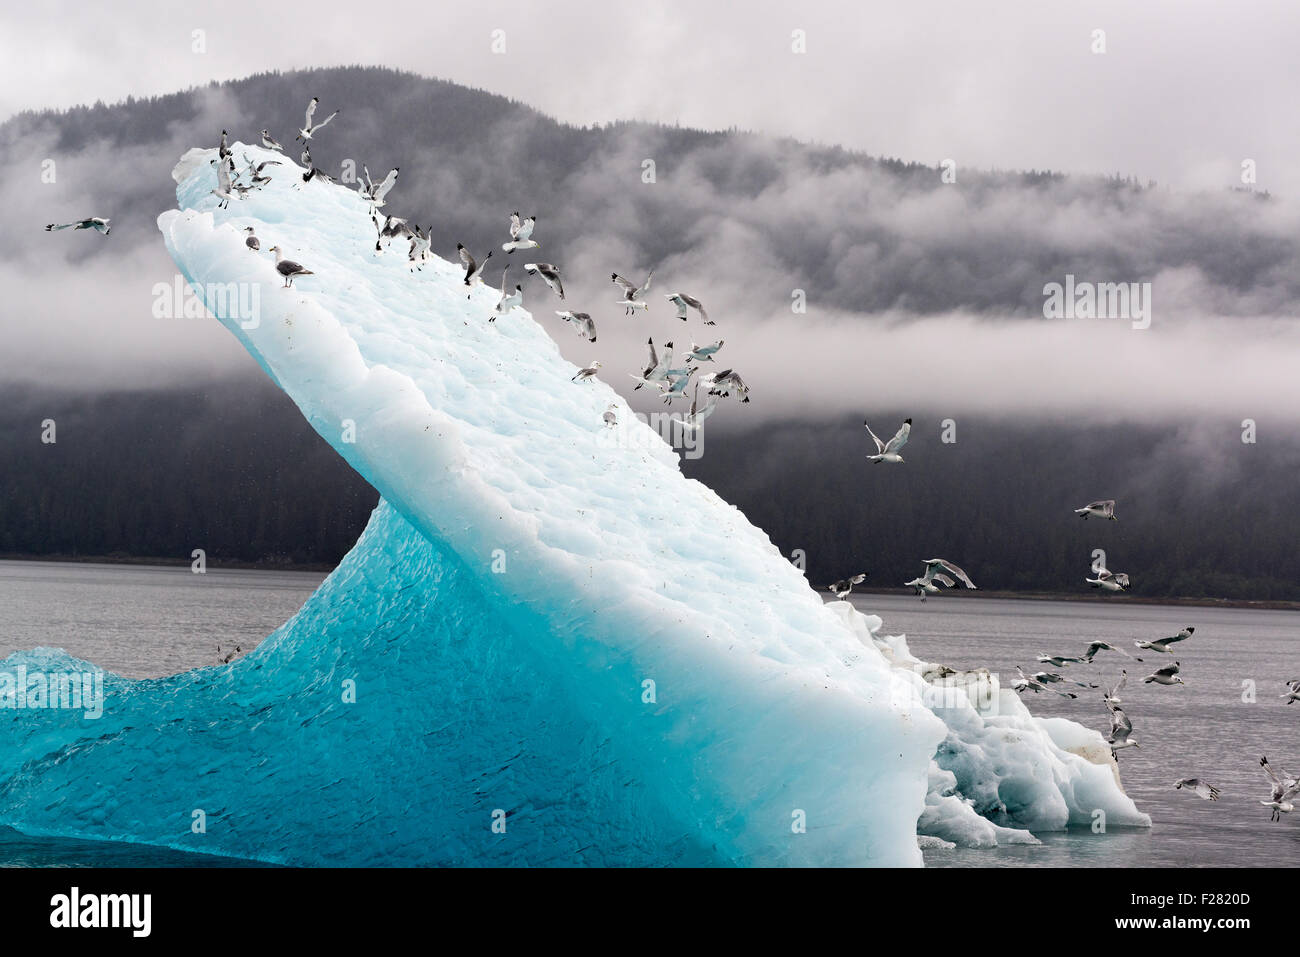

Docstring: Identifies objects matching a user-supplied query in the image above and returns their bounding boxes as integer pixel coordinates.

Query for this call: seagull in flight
[1036,653,1085,667]
[1102,671,1127,708]
[1012,667,1078,698]
[502,212,539,253]
[555,311,596,342]
[702,369,750,403]
[297,97,339,141]
[524,263,565,299]
[1075,499,1117,521]
[686,340,724,364]
[491,266,522,321]
[1031,670,1097,690]
[1107,705,1138,756]
[211,156,235,208]
[865,418,911,464]
[1086,568,1131,592]
[268,246,314,287]
[358,166,399,209]
[260,129,284,152]
[1143,661,1185,686]
[1259,756,1300,821]
[1174,778,1221,801]
[631,338,672,391]
[1135,626,1194,654]
[659,367,697,404]
[1082,640,1140,662]
[905,558,976,599]
[612,270,654,314]
[1282,679,1300,704]
[665,293,712,324]
[828,573,867,599]
[457,244,493,297]
[46,217,111,235]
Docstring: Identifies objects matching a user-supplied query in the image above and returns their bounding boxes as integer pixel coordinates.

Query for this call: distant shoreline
[0,553,335,574]
[4,553,1298,610]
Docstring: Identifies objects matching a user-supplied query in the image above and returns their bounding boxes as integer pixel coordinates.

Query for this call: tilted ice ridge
[0,143,1145,865]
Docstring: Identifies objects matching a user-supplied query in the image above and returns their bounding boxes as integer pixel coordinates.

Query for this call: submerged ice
[0,144,1147,865]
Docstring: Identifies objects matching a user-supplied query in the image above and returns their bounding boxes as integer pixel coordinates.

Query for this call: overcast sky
[5,0,1300,194]
[4,0,1300,421]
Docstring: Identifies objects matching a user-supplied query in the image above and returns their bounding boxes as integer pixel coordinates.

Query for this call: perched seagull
[502,212,539,253]
[1082,640,1139,663]
[659,367,697,404]
[1143,661,1185,686]
[612,270,654,314]
[631,338,672,391]
[572,361,602,384]
[268,246,314,287]
[665,292,712,324]
[828,573,868,599]
[556,311,597,343]
[1174,778,1221,801]
[1107,705,1139,755]
[1135,626,1194,654]
[905,559,976,599]
[211,156,235,208]
[407,225,431,271]
[679,385,720,431]
[491,267,522,321]
[1103,671,1128,708]
[46,217,111,235]
[524,263,565,299]
[1012,667,1078,698]
[1037,653,1085,667]
[1086,568,1131,592]
[704,368,750,403]
[243,226,260,252]
[1259,756,1300,821]
[216,644,242,665]
[297,97,339,142]
[1282,679,1300,705]
[457,244,493,297]
[686,340,724,364]
[1075,499,1117,521]
[603,404,618,428]
[865,419,911,464]
[260,129,284,152]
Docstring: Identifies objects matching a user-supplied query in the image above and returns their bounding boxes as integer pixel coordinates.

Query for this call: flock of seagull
[828,446,1299,821]
[44,94,1297,828]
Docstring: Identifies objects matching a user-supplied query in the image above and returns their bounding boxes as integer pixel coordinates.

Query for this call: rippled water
[1,560,1296,865]
[854,593,1300,867]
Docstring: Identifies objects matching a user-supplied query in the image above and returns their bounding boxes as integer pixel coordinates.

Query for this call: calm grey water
[1,559,1296,866]
[853,593,1300,868]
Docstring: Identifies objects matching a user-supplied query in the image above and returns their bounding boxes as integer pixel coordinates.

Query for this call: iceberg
[0,144,1148,866]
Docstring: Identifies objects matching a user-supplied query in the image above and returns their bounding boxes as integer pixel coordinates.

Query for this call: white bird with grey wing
[678,383,720,431]
[1086,568,1131,592]
[1107,705,1138,755]
[210,155,235,209]
[612,270,654,314]
[1103,671,1127,708]
[865,418,911,463]
[1143,661,1185,686]
[665,293,712,324]
[243,226,260,252]
[260,129,284,152]
[491,266,522,322]
[703,368,750,403]
[1259,756,1300,821]
[524,263,565,299]
[373,214,412,253]
[502,212,539,253]
[556,311,596,343]
[358,166,399,209]
[1082,640,1140,662]
[630,338,672,391]
[457,244,493,297]
[905,558,975,599]
[686,340,724,364]
[1135,626,1194,654]
[1012,666,1078,698]
[828,573,867,599]
[46,217,111,235]
[1075,499,1117,521]
[1173,778,1221,801]
[407,225,431,271]
[1036,653,1084,667]
[1282,679,1300,704]
[572,361,602,384]
[297,96,339,142]
[268,246,314,287]
[659,366,697,404]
